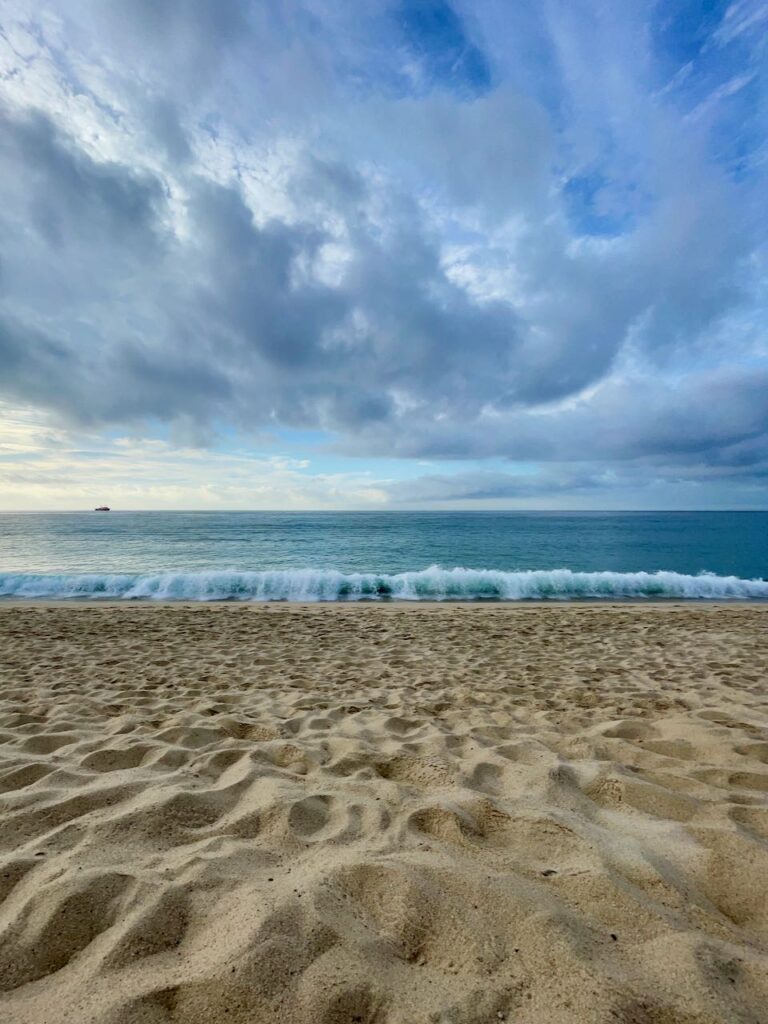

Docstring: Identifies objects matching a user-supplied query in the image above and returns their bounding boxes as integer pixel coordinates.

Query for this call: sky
[0,0,766,510]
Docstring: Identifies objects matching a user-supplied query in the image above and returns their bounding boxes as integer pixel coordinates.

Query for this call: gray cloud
[343,367,768,462]
[0,108,164,248]
[388,468,606,503]
[0,107,526,434]
[0,0,765,503]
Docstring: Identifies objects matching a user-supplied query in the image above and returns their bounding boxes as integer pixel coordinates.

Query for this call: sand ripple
[0,604,767,1023]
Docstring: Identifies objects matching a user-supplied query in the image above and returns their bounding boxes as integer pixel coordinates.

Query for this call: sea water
[0,511,766,601]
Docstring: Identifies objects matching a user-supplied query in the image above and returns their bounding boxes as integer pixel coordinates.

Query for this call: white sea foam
[1,567,767,601]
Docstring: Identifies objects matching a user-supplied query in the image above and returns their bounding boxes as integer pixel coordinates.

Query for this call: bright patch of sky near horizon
[0,0,766,510]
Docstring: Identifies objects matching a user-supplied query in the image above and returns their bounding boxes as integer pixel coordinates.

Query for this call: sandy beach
[0,603,767,1024]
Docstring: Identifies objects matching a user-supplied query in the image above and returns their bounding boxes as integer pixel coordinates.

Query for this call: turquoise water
[0,511,766,600]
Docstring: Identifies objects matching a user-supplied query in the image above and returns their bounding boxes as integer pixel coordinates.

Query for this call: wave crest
[1,567,767,601]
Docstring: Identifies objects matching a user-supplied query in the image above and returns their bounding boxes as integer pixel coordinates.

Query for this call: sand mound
[0,603,767,1023]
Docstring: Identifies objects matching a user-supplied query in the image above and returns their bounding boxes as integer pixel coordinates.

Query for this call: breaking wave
[1,567,767,601]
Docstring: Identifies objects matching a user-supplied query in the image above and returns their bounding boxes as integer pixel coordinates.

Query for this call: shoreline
[1,602,767,1022]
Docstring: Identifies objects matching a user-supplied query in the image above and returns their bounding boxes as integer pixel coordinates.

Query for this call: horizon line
[1,508,768,515]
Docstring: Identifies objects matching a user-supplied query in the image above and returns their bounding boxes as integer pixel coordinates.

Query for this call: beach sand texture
[0,604,767,1024]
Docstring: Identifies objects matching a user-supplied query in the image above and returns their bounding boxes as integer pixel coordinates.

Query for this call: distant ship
[94,506,111,511]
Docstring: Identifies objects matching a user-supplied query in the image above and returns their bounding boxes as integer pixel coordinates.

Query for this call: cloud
[343,366,768,465]
[387,468,605,503]
[0,105,530,434]
[0,405,389,511]
[0,109,164,247]
[0,0,765,506]
[713,0,768,46]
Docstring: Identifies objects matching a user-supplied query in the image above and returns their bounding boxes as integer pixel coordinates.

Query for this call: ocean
[0,510,767,601]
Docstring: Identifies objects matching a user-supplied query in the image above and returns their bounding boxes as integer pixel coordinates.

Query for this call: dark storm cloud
[0,0,766,503]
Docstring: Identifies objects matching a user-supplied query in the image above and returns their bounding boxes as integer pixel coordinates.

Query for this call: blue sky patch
[394,0,492,95]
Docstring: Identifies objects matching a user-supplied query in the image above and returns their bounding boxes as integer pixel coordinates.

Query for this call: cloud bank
[0,0,766,506]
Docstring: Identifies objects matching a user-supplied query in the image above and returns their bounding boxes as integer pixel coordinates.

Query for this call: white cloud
[0,406,389,510]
